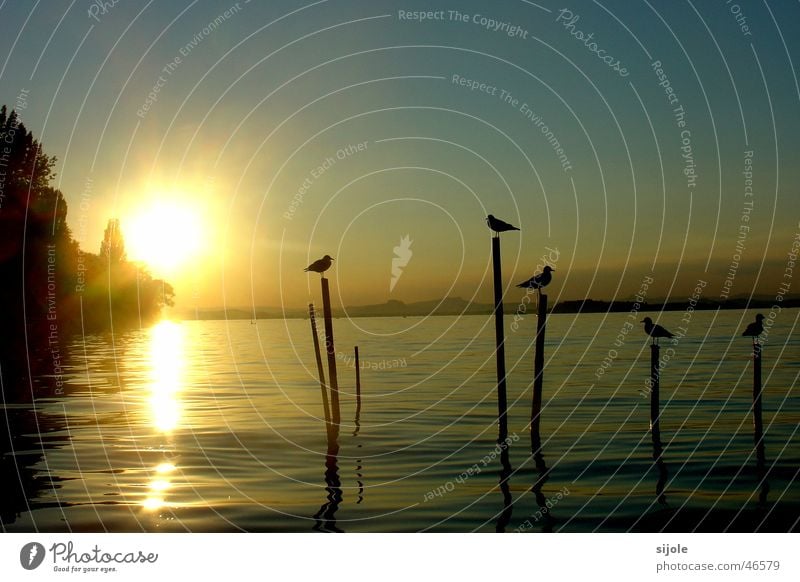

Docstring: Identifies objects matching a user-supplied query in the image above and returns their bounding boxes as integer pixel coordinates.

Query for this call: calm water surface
[2,310,799,532]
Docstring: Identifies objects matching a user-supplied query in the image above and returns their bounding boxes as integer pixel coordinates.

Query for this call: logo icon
[390,235,413,292]
[20,542,46,570]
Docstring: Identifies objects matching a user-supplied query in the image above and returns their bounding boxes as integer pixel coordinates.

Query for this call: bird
[486,214,520,236]
[516,266,555,291]
[641,317,674,345]
[742,313,765,344]
[304,254,334,275]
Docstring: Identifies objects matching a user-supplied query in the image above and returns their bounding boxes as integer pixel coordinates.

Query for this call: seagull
[742,313,765,344]
[641,317,674,345]
[304,254,334,275]
[486,214,520,237]
[516,266,555,292]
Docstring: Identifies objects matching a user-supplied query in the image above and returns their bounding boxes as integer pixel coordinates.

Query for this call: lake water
[2,309,798,532]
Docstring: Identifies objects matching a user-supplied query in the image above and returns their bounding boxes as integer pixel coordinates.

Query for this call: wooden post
[491,236,508,441]
[353,347,364,504]
[320,277,340,428]
[531,293,547,455]
[753,342,765,464]
[650,344,662,457]
[309,304,331,430]
[354,346,361,420]
[646,344,669,503]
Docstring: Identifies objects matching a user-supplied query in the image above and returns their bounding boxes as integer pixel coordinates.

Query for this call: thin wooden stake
[650,344,662,457]
[753,342,765,465]
[491,236,508,441]
[309,303,331,429]
[531,293,547,455]
[321,277,340,428]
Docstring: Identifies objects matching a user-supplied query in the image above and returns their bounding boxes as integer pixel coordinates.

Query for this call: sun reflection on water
[142,461,179,512]
[155,462,176,474]
[148,320,184,433]
[142,496,165,511]
[141,321,185,511]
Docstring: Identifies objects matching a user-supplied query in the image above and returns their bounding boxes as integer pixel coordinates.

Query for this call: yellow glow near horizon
[124,197,205,276]
[149,320,184,433]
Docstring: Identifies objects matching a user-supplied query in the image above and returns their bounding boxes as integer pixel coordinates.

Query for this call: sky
[1,0,799,312]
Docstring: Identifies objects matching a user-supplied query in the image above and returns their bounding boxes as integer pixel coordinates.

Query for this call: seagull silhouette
[304,254,334,275]
[641,317,674,345]
[742,313,765,344]
[516,266,555,291]
[486,214,520,237]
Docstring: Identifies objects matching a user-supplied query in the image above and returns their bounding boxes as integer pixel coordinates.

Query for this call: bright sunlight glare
[124,198,205,275]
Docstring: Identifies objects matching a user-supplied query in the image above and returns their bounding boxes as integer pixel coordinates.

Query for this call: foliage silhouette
[0,106,174,364]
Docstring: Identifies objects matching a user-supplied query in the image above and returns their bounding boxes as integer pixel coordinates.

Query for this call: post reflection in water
[652,429,668,506]
[353,410,364,505]
[531,451,555,533]
[756,438,770,507]
[495,436,514,533]
[313,429,343,533]
[142,321,185,512]
[757,461,770,506]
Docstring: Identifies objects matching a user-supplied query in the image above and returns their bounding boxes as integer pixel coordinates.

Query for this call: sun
[124,199,205,275]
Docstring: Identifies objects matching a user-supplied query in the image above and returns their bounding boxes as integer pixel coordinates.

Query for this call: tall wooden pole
[753,342,765,465]
[309,303,331,429]
[531,293,547,455]
[650,344,662,458]
[353,345,364,504]
[321,277,340,428]
[491,236,508,441]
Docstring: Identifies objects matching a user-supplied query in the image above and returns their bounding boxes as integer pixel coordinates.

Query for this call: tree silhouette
[100,218,126,264]
[81,219,175,329]
[0,105,175,362]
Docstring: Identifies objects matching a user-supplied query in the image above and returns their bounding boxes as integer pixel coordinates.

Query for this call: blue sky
[1,0,798,309]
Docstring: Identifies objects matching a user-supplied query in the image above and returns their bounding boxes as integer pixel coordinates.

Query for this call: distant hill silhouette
[181,295,800,321]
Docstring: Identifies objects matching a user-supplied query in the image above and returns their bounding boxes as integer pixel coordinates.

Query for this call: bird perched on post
[304,254,334,275]
[486,214,520,237]
[516,266,554,292]
[641,317,674,345]
[742,313,765,344]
